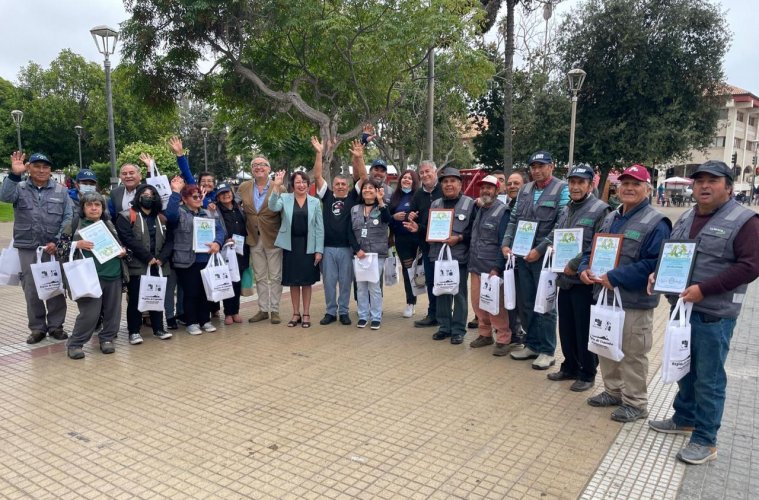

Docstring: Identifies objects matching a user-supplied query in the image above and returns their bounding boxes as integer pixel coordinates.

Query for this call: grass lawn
[0,202,13,222]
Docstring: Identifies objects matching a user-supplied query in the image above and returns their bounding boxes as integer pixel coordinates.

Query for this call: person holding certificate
[500,151,569,369]
[647,161,759,465]
[165,178,225,335]
[542,166,610,391]
[578,165,670,423]
[57,192,127,359]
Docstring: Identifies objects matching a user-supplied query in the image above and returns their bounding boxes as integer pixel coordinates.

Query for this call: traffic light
[754,155,758,165]
[732,152,737,166]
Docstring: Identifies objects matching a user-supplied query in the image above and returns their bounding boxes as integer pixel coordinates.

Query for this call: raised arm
[350,139,367,184]
[169,136,196,185]
[311,136,325,192]
[0,152,25,204]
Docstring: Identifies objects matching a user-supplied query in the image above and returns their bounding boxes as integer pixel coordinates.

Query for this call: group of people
[2,138,758,467]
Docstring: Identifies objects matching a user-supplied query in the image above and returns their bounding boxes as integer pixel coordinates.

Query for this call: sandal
[287,314,301,327]
[302,314,311,328]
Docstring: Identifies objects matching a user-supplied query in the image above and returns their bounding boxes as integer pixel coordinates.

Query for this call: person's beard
[480,194,493,205]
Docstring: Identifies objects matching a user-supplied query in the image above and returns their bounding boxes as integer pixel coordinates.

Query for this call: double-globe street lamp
[567,67,586,169]
[74,125,83,169]
[90,25,119,188]
[11,110,23,151]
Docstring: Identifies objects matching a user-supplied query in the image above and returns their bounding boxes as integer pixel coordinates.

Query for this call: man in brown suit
[238,155,283,324]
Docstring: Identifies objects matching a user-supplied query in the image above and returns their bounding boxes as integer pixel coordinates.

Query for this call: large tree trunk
[502,0,516,175]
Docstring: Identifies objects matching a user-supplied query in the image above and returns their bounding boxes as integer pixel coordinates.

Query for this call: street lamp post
[74,125,83,169]
[201,127,209,170]
[566,67,586,169]
[11,110,23,151]
[90,25,119,188]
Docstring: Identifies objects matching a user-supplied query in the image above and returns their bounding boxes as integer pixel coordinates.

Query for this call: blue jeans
[422,250,437,317]
[357,257,384,322]
[322,247,354,316]
[435,264,468,336]
[672,311,736,447]
[516,257,557,355]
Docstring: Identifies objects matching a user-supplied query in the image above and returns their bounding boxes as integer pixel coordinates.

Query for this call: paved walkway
[0,206,757,499]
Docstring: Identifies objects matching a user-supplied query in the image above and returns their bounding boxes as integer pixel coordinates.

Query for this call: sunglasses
[189,194,203,200]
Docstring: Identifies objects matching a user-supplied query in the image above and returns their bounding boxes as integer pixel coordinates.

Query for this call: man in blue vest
[579,165,670,422]
[501,151,569,369]
[648,160,759,464]
[0,152,72,344]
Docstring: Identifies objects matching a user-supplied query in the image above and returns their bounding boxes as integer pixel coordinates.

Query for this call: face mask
[139,196,155,209]
[401,187,412,194]
[79,184,96,194]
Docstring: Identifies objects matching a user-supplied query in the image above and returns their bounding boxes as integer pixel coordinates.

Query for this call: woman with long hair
[215,182,250,325]
[388,169,420,318]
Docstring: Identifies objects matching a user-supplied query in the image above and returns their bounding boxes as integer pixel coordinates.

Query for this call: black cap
[438,167,462,180]
[689,160,733,180]
[370,159,387,170]
[567,165,594,180]
[528,150,553,165]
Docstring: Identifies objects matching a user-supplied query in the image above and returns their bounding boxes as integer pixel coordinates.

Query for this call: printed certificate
[193,217,216,253]
[589,234,622,277]
[512,220,538,256]
[552,228,583,272]
[653,240,697,294]
[77,220,122,264]
[426,209,454,242]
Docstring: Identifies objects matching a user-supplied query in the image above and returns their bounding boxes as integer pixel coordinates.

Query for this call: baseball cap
[28,153,53,166]
[528,151,553,165]
[76,169,98,182]
[567,165,594,180]
[370,159,387,170]
[479,174,500,188]
[689,160,733,180]
[618,164,651,183]
[438,167,462,180]
[216,182,233,194]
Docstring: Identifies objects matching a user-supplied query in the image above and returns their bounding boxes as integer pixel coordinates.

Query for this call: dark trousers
[68,278,122,349]
[394,234,419,305]
[175,264,211,327]
[422,249,437,317]
[435,264,468,336]
[126,271,165,334]
[223,281,243,315]
[557,284,597,381]
[516,257,557,355]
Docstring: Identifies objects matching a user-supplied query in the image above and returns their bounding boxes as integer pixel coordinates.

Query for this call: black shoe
[67,347,85,360]
[432,330,451,340]
[166,317,178,330]
[320,314,337,325]
[357,319,368,328]
[450,335,464,344]
[339,314,352,325]
[570,380,594,392]
[100,341,115,355]
[547,371,577,381]
[48,328,68,341]
[27,330,47,344]
[467,318,479,329]
[414,316,439,328]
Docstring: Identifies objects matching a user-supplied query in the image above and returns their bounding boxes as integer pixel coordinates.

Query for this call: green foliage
[89,162,113,190]
[557,0,731,167]
[178,97,236,180]
[0,202,13,222]
[117,141,180,179]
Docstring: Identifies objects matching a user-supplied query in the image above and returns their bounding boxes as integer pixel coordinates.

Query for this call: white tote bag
[588,287,626,361]
[200,254,235,302]
[661,298,693,384]
[534,248,558,314]
[383,249,399,287]
[62,246,102,301]
[353,253,380,283]
[30,247,64,300]
[479,273,501,316]
[222,244,241,282]
[0,240,21,286]
[503,254,516,310]
[137,265,168,312]
[408,252,426,296]
[433,244,459,296]
[146,161,172,210]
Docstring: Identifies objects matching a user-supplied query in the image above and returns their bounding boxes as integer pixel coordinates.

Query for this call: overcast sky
[0,0,755,93]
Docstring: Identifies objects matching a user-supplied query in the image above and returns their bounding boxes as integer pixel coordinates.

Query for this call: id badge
[360,228,368,238]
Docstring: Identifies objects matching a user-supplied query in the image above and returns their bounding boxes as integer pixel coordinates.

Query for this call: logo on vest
[707,226,726,236]
[624,229,641,240]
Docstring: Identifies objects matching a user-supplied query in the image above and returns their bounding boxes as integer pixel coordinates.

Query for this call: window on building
[737,112,745,123]
[750,117,757,127]
[718,109,728,120]
[712,136,726,147]
[735,138,743,149]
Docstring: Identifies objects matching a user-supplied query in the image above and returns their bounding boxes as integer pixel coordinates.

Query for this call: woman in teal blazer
[268,170,324,328]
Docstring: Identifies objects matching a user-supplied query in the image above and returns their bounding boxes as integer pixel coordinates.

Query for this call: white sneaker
[187,324,203,335]
[403,304,415,318]
[532,353,556,370]
[202,322,217,333]
[128,333,143,345]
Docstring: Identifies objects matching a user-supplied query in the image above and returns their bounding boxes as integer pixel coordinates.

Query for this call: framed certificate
[77,220,122,264]
[426,209,454,242]
[193,217,216,253]
[589,233,622,277]
[552,228,583,272]
[512,220,538,256]
[653,240,697,294]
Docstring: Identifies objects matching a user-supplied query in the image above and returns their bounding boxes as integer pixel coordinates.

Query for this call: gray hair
[419,160,436,171]
[79,192,108,219]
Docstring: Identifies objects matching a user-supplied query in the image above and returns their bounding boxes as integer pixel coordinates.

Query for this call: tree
[557,0,730,167]
[122,0,494,176]
[178,97,235,180]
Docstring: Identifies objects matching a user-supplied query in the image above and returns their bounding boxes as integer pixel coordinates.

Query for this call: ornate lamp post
[11,110,23,151]
[90,25,119,188]
[567,67,587,168]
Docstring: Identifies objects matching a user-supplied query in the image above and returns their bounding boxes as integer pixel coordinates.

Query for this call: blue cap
[76,169,98,182]
[28,153,52,166]
[568,165,594,180]
[216,182,233,194]
[370,159,387,170]
[528,151,553,165]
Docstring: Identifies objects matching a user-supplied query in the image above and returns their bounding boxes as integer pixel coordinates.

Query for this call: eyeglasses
[189,194,203,200]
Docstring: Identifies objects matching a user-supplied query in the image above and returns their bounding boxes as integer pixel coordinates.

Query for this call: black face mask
[139,196,155,209]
